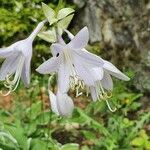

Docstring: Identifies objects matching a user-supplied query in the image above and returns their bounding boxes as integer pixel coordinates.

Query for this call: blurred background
[0,0,149,149]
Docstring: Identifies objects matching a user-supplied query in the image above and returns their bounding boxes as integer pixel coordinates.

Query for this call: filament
[0,89,11,96]
[1,55,25,96]
[105,99,116,112]
[95,81,116,112]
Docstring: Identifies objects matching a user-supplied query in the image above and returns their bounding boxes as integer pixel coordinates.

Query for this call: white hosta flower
[37,27,130,112]
[47,75,74,117]
[36,27,105,95]
[48,90,74,117]
[0,20,46,95]
[65,29,130,102]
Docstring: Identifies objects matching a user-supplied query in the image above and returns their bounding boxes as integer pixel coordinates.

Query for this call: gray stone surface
[73,0,150,94]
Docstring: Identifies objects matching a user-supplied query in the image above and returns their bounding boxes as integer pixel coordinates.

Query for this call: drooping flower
[0,20,47,95]
[65,29,130,111]
[36,26,130,113]
[36,27,105,94]
[48,75,74,117]
[48,90,74,117]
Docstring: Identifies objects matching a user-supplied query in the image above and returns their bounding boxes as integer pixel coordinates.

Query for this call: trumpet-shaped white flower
[37,27,129,94]
[36,27,104,94]
[48,90,74,117]
[65,29,130,112]
[37,26,130,113]
[64,29,129,101]
[0,20,46,95]
[48,75,74,117]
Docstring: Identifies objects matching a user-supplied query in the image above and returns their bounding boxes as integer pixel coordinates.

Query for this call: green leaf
[26,101,42,120]
[145,140,150,149]
[57,14,74,30]
[4,124,28,150]
[81,145,90,150]
[82,130,97,140]
[30,139,48,150]
[61,143,79,150]
[131,137,144,146]
[57,8,74,20]
[0,132,18,145]
[42,3,57,25]
[38,29,56,43]
[0,142,16,150]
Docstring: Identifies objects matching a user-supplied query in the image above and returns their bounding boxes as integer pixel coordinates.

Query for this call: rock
[73,0,150,94]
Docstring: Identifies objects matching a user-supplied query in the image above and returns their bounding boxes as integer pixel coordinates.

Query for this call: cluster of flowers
[0,3,130,117]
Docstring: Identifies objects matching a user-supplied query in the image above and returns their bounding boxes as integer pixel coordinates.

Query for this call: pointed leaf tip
[42,3,56,25]
[57,8,75,20]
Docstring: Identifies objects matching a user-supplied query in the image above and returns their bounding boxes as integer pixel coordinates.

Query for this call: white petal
[68,27,89,50]
[51,43,65,57]
[57,35,66,45]
[64,29,74,40]
[65,29,104,66]
[0,54,19,80]
[0,46,14,58]
[28,20,47,41]
[56,91,74,117]
[73,49,104,66]
[36,57,59,74]
[48,90,59,115]
[73,56,95,86]
[90,86,98,102]
[21,57,31,87]
[19,41,33,58]
[92,67,104,81]
[101,72,113,90]
[58,62,70,93]
[103,60,130,81]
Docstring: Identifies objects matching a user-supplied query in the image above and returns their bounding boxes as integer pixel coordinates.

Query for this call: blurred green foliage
[0,74,149,150]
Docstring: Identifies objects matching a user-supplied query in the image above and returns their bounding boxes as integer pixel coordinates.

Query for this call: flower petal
[21,57,31,87]
[56,91,74,117]
[0,46,14,58]
[90,86,98,102]
[57,35,66,45]
[51,43,65,57]
[48,90,59,115]
[36,57,59,74]
[65,29,104,66]
[64,29,74,40]
[92,67,104,81]
[58,62,70,93]
[0,54,19,80]
[73,49,104,66]
[68,27,89,50]
[103,60,130,81]
[73,56,95,86]
[101,72,113,90]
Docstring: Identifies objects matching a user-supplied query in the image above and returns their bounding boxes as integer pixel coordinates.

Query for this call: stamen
[0,89,11,96]
[75,86,83,97]
[105,99,117,112]
[95,81,116,112]
[86,87,89,97]
[63,49,85,97]
[11,75,21,91]
[1,55,25,95]
[80,80,85,89]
